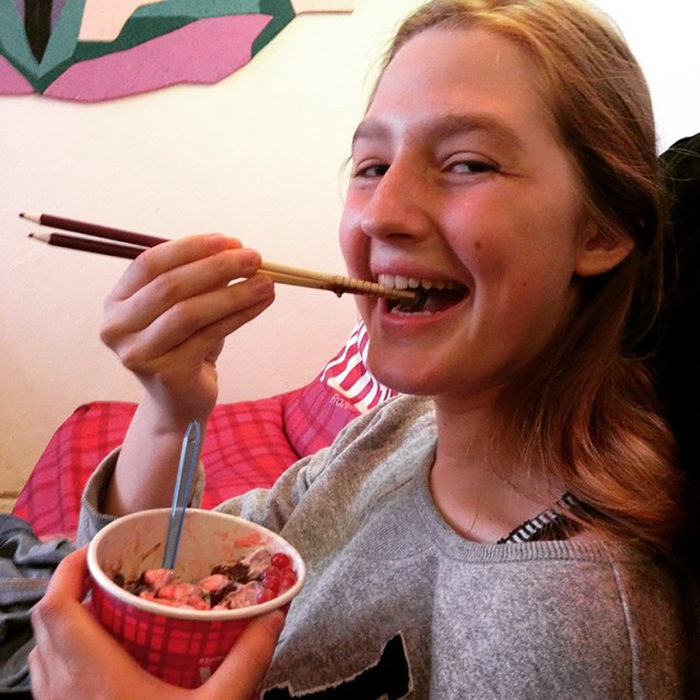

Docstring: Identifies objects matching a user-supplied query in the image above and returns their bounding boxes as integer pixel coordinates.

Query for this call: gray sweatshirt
[79,395,692,699]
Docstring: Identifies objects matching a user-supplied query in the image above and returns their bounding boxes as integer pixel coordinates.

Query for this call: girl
[30,1,694,697]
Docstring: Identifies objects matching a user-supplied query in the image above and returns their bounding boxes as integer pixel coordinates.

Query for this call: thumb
[198,608,286,699]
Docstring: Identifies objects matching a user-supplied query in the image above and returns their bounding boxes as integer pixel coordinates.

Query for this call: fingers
[122,275,274,362]
[100,234,275,380]
[103,235,263,337]
[198,609,286,700]
[113,234,245,301]
[42,545,91,600]
[30,547,173,699]
[31,546,91,651]
[105,276,274,382]
[116,246,263,333]
[29,547,92,697]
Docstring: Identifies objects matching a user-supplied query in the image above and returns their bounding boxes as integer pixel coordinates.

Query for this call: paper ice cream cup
[87,508,305,688]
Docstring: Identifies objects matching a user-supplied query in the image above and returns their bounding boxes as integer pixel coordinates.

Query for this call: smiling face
[339,26,620,407]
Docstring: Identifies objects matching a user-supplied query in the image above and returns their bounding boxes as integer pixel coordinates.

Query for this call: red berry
[271,552,292,569]
[279,569,297,592]
[262,568,281,594]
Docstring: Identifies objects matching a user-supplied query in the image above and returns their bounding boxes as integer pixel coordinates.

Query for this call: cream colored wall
[1,0,698,508]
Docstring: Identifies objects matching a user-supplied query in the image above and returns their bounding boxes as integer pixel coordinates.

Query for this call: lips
[377,273,469,314]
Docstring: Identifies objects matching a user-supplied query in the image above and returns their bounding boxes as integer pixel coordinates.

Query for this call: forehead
[358,26,558,152]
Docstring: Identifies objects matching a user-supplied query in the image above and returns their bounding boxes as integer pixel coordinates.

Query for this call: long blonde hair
[378,0,685,560]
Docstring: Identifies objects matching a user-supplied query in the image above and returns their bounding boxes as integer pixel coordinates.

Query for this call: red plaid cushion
[13,402,137,539]
[12,395,303,540]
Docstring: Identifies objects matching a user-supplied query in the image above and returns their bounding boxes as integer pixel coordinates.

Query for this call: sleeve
[75,447,206,546]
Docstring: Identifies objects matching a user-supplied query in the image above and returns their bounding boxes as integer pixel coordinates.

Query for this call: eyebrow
[352,113,526,155]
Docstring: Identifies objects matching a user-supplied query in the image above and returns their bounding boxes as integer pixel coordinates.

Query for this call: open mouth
[378,274,469,314]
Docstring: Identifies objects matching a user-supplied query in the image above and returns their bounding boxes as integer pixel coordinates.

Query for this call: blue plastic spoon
[161,420,202,570]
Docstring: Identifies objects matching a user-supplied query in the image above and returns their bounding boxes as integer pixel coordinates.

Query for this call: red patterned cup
[87,508,305,688]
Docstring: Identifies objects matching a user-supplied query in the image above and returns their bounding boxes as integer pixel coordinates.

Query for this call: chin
[367,354,443,397]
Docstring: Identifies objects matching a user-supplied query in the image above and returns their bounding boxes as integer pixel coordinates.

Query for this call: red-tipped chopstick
[29,231,145,259]
[20,212,166,247]
[22,212,416,302]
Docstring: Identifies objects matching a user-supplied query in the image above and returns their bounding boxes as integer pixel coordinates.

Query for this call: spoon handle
[161,420,202,569]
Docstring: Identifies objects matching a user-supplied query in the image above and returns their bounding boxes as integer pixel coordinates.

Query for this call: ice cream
[113,546,298,611]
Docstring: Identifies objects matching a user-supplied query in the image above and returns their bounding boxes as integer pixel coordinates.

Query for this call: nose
[358,160,433,243]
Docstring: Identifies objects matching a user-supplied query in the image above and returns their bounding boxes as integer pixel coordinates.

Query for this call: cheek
[441,200,516,271]
[449,229,511,282]
[338,221,352,263]
[461,230,577,329]
[463,210,574,279]
[338,211,367,277]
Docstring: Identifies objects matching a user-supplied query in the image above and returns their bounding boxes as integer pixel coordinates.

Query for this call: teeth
[378,273,457,291]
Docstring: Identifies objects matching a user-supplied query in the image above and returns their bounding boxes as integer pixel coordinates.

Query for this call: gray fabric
[0,514,75,696]
[79,396,692,699]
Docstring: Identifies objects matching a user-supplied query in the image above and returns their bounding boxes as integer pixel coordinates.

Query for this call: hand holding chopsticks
[21,212,416,302]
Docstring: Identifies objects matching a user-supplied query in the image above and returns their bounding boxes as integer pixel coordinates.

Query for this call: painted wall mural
[0,0,353,102]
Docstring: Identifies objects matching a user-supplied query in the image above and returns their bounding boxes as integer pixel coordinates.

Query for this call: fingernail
[239,248,262,274]
[249,274,275,295]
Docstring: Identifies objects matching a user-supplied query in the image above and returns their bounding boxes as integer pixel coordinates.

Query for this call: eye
[447,158,498,175]
[353,162,389,179]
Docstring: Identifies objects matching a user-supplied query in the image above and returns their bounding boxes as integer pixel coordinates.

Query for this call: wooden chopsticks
[21,212,416,302]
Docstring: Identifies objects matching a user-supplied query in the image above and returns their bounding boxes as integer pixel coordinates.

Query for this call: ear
[574,222,635,277]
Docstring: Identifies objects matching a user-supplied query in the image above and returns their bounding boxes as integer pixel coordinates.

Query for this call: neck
[430,396,562,542]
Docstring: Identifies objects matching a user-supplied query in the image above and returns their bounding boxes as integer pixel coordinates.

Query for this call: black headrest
[654,133,700,471]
